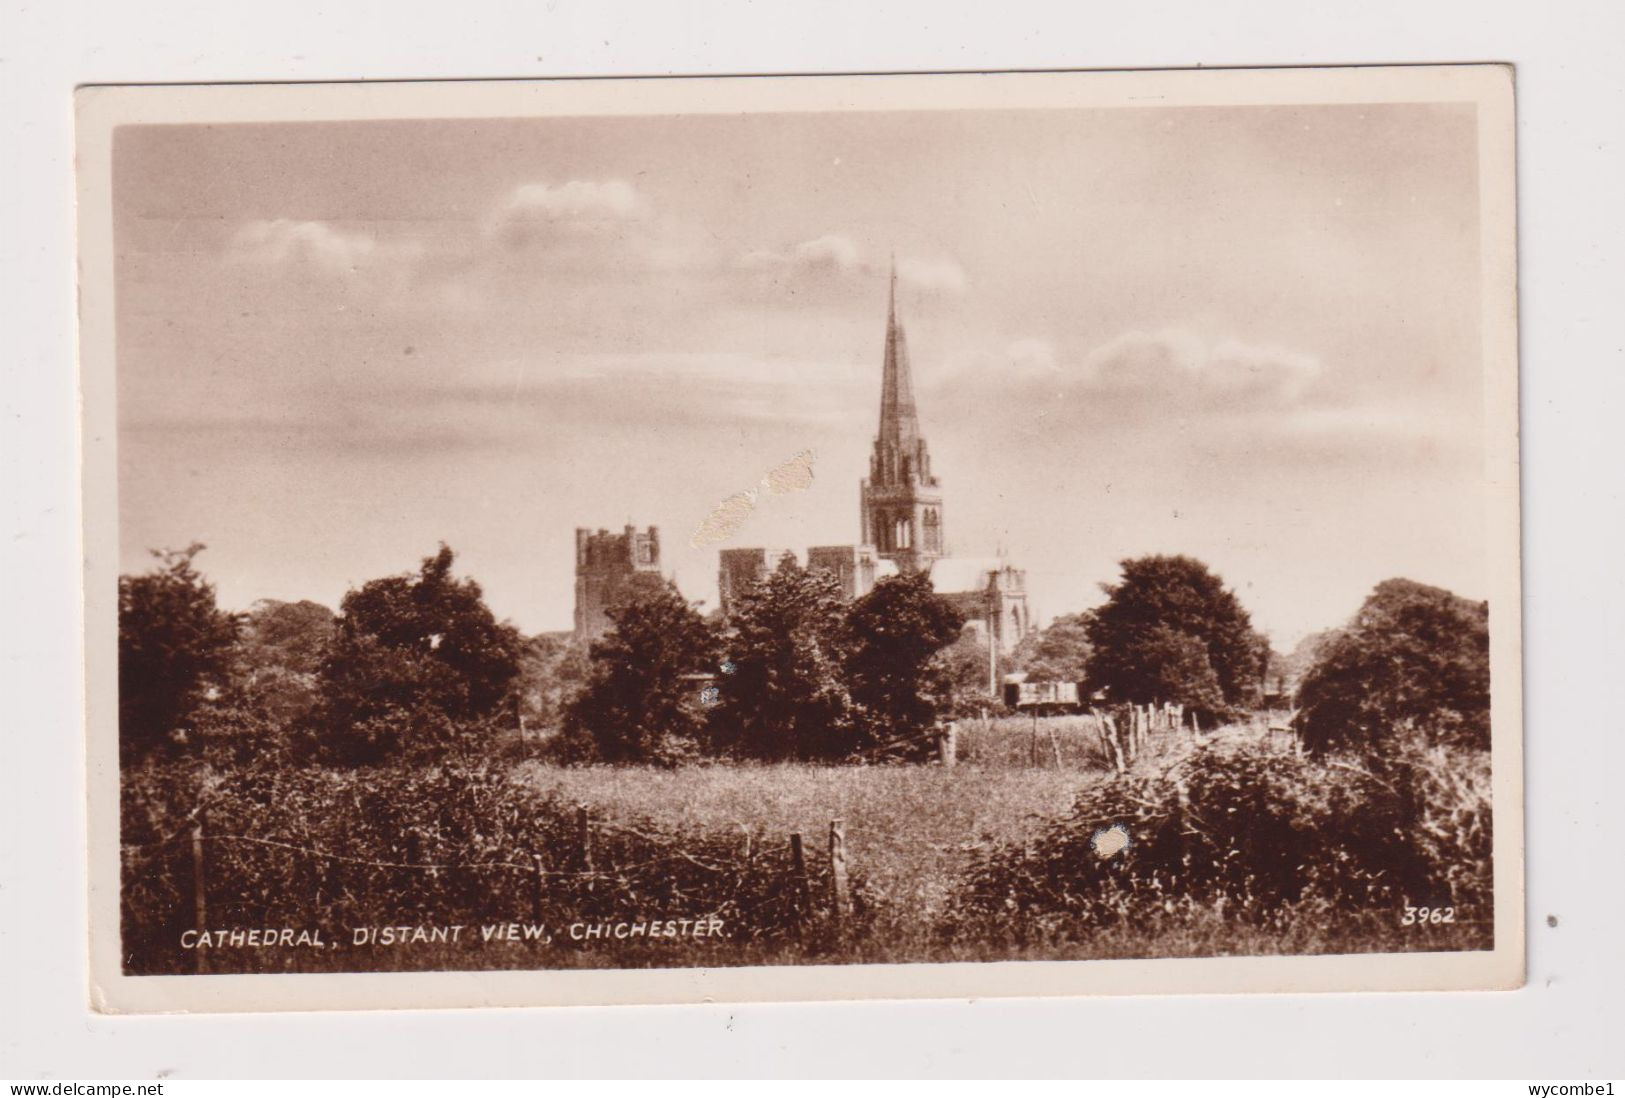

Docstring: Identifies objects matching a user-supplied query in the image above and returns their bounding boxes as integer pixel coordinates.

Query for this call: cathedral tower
[573,525,661,641]
[860,262,945,572]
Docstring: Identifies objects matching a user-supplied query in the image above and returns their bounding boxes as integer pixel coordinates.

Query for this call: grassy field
[123,715,1487,974]
[499,716,1344,966]
[512,750,1096,958]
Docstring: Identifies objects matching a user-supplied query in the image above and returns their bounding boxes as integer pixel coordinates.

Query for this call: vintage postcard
[78,65,1523,1012]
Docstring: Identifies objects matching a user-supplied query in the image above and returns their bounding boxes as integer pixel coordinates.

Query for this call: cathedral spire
[878,256,920,448]
[861,259,943,570]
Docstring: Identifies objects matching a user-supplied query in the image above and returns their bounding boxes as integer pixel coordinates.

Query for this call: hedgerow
[949,734,1491,950]
[120,755,865,975]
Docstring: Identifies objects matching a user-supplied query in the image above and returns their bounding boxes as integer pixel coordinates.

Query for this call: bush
[120,756,868,974]
[1295,578,1490,756]
[950,734,1491,950]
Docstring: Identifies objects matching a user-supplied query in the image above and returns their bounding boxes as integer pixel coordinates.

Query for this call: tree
[562,578,718,765]
[1294,578,1490,756]
[234,599,336,730]
[845,571,965,747]
[314,545,523,764]
[711,556,856,761]
[118,544,242,762]
[514,632,592,737]
[931,629,998,714]
[1264,629,1336,698]
[1084,554,1267,718]
[1010,611,1093,683]
[1115,625,1227,714]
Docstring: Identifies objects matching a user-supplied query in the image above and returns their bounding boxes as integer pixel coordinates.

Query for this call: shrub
[1295,579,1490,755]
[950,734,1491,950]
[120,757,867,974]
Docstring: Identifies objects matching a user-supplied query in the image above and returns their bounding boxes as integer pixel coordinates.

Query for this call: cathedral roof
[927,556,1011,595]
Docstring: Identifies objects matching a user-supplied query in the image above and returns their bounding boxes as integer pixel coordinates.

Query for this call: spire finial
[888,252,897,318]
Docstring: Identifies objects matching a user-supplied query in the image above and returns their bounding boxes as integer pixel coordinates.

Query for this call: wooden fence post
[1048,726,1064,769]
[575,804,593,875]
[190,811,208,975]
[788,831,811,921]
[828,820,852,925]
[1105,712,1127,775]
[531,852,548,925]
[938,723,957,768]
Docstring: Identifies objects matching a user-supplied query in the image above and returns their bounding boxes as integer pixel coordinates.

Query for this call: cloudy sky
[113,102,1486,645]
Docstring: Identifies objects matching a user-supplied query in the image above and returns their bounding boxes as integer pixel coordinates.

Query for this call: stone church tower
[860,263,945,573]
[573,525,661,641]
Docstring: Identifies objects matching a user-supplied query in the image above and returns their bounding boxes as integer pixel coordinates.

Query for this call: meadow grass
[123,717,1483,973]
[512,749,1101,954]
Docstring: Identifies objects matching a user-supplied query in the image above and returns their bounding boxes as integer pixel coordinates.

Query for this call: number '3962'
[1401,905,1455,925]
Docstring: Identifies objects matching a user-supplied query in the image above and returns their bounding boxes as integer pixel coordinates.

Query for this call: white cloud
[1081,330,1321,407]
[896,256,967,296]
[791,234,863,272]
[1005,338,1058,376]
[231,220,381,274]
[736,233,862,275]
[488,180,650,244]
[735,236,965,296]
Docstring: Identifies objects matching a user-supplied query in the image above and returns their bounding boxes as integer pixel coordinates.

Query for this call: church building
[717,264,1032,656]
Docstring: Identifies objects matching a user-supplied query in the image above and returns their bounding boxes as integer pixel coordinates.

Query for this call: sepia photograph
[76,64,1523,1012]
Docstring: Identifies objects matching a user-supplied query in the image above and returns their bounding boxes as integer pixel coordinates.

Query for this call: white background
[2,0,1621,1079]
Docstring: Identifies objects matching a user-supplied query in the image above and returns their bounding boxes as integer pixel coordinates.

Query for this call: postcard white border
[77,64,1523,1014]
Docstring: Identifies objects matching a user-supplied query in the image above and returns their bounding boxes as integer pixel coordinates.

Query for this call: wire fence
[119,792,862,975]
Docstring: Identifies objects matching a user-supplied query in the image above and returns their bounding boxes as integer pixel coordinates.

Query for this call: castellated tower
[573,525,661,641]
[860,262,945,573]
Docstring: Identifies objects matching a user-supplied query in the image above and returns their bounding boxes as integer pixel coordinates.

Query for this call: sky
[113,102,1487,647]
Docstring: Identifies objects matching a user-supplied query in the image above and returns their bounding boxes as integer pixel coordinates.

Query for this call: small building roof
[928,556,1007,595]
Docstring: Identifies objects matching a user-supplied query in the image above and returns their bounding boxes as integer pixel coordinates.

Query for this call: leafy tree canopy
[1084,554,1267,716]
[240,599,335,677]
[315,545,523,763]
[562,576,719,766]
[845,570,965,747]
[118,543,242,761]
[231,599,336,731]
[1010,611,1093,683]
[1294,578,1490,756]
[514,632,592,736]
[712,556,856,761]
[931,629,998,715]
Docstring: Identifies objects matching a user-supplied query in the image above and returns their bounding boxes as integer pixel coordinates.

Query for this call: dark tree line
[118,541,1490,770]
[118,543,523,767]
[563,558,964,765]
